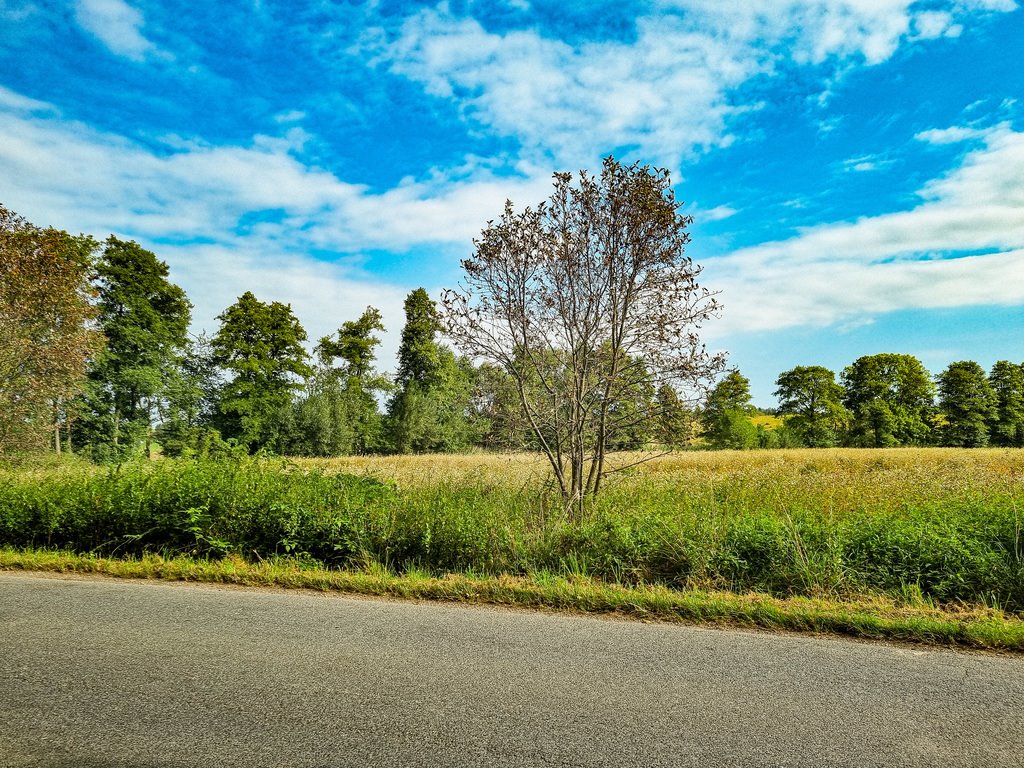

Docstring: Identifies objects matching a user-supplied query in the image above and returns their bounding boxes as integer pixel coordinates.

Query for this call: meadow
[3,448,1023,647]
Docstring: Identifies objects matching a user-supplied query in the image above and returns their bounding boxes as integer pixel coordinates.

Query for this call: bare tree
[442,158,723,502]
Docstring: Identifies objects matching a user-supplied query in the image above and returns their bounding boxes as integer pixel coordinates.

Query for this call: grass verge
[3,547,1022,652]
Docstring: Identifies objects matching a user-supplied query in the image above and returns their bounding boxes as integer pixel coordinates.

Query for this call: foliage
[285,307,391,457]
[937,361,996,447]
[3,450,1023,613]
[0,205,103,454]
[388,350,482,453]
[389,290,479,453]
[212,291,313,452]
[443,157,722,499]
[654,384,695,448]
[0,458,391,563]
[774,365,849,447]
[395,288,441,388]
[841,353,935,447]
[702,370,755,448]
[988,361,1024,447]
[318,306,386,379]
[156,333,222,457]
[74,237,191,459]
[473,363,534,450]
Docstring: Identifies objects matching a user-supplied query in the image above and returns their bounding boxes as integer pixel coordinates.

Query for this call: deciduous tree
[75,237,191,458]
[212,291,312,452]
[286,306,389,456]
[443,158,722,500]
[774,365,849,447]
[841,353,934,447]
[937,361,995,447]
[389,289,479,453]
[702,370,756,449]
[988,360,1024,447]
[0,205,102,453]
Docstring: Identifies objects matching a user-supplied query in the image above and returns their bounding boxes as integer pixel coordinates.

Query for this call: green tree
[286,307,389,456]
[75,237,191,458]
[0,205,102,453]
[396,288,441,387]
[988,361,1024,447]
[654,384,695,448]
[841,354,935,447]
[321,306,387,380]
[472,363,530,450]
[212,291,312,452]
[389,289,479,453]
[702,370,756,449]
[936,361,996,447]
[155,333,224,457]
[774,365,849,447]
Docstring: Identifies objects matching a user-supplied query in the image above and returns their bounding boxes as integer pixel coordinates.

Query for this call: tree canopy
[0,205,102,453]
[443,157,723,499]
[702,370,757,449]
[937,361,996,447]
[841,353,935,447]
[75,237,191,458]
[212,291,312,452]
[774,365,848,447]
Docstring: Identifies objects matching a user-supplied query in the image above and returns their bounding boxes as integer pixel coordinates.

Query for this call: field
[2,448,1023,648]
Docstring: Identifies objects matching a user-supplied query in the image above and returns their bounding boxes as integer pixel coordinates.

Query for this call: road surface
[1,572,1022,767]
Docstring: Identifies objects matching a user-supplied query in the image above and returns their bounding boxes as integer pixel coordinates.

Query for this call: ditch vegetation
[2,448,1023,649]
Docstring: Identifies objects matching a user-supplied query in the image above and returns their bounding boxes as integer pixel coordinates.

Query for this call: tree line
[3,186,1021,461]
[704,357,1024,450]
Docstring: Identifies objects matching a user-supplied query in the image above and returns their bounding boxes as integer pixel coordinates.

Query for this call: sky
[1,0,1023,405]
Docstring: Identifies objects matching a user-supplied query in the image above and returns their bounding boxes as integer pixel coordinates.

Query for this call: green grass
[1,450,1023,648]
[3,547,1022,651]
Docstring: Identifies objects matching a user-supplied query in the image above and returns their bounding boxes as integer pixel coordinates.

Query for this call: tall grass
[2,449,1022,612]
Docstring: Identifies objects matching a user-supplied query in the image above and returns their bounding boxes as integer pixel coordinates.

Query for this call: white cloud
[365,1,1017,169]
[698,205,739,222]
[0,91,554,252]
[367,8,761,170]
[74,0,159,61]
[0,88,557,362]
[703,123,1024,336]
[0,84,53,113]
[915,125,989,144]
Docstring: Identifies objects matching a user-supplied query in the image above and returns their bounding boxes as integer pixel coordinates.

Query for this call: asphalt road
[1,573,1022,768]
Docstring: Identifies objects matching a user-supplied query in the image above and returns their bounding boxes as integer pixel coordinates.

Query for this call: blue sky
[1,0,1023,404]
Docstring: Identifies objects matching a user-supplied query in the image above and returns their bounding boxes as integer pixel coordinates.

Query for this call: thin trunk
[516,376,567,498]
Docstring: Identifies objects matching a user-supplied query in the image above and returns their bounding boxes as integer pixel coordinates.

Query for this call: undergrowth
[1,451,1022,613]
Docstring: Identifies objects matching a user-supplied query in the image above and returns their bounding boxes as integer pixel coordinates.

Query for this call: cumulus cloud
[0,94,553,253]
[366,8,760,170]
[365,1,1017,169]
[74,0,159,61]
[154,242,411,372]
[0,89,556,362]
[703,123,1024,336]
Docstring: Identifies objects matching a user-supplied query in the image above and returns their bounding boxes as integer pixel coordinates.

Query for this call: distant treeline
[2,204,1021,458]
[702,360,1023,450]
